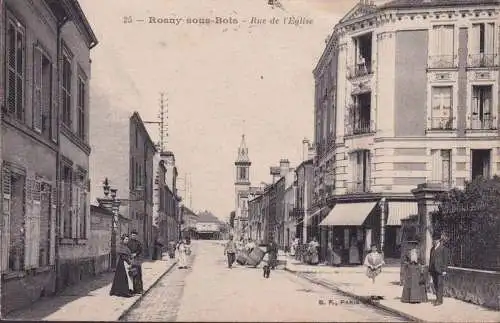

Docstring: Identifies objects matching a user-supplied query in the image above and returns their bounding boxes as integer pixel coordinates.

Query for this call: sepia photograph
[0,0,500,321]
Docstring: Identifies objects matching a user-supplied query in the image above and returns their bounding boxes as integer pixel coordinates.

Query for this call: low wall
[445,266,500,310]
[56,254,110,293]
[1,268,56,315]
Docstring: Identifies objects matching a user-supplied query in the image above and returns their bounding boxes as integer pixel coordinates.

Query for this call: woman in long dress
[308,238,319,265]
[332,241,342,266]
[110,234,134,297]
[364,244,385,283]
[177,239,188,269]
[401,244,428,303]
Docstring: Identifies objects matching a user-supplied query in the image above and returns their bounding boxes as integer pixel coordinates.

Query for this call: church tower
[234,134,251,239]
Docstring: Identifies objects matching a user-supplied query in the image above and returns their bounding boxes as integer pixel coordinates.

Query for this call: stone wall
[445,267,500,310]
[2,269,56,315]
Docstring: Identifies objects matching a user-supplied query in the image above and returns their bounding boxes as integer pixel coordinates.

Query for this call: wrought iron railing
[347,61,373,79]
[345,119,374,136]
[428,116,454,130]
[467,53,498,68]
[428,55,457,69]
[468,115,497,130]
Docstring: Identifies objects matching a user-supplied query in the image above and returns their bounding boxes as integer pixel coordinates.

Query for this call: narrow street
[121,241,406,322]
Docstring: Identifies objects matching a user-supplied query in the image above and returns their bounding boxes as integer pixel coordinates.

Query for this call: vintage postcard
[1,0,500,322]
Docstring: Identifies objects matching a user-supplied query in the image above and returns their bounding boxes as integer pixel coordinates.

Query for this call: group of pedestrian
[362,231,450,306]
[109,230,144,298]
[223,235,279,269]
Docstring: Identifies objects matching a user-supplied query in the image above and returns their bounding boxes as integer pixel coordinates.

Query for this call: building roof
[380,0,500,9]
[235,134,251,164]
[196,211,221,223]
[44,0,98,48]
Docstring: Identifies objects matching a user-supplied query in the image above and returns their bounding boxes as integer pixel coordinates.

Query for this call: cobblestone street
[121,241,406,322]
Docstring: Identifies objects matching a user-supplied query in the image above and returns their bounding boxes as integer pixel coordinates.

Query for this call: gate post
[411,183,448,265]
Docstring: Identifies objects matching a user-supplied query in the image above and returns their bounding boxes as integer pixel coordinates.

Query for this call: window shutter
[50,186,56,265]
[33,48,42,132]
[32,179,41,267]
[51,100,57,142]
[60,181,66,237]
[470,24,480,56]
[24,178,33,268]
[72,183,78,239]
[485,23,495,56]
[1,167,12,272]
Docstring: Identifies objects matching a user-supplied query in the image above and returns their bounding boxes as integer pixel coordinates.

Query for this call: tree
[229,211,236,228]
[433,176,500,270]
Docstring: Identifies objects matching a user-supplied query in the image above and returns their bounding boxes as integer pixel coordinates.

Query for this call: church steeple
[235,134,251,165]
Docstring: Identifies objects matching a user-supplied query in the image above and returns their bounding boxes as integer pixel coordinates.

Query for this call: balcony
[428,117,454,131]
[468,115,497,130]
[428,55,457,69]
[347,61,373,79]
[425,179,452,190]
[467,54,498,68]
[345,119,374,136]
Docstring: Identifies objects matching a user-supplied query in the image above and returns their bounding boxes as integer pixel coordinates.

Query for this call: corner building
[312,0,500,261]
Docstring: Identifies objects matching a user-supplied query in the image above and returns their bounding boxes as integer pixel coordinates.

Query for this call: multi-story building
[90,111,156,258]
[153,151,180,246]
[313,0,500,261]
[181,205,197,239]
[0,0,97,313]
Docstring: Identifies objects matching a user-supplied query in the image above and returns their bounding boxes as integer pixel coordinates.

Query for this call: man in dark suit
[127,230,144,294]
[428,232,450,306]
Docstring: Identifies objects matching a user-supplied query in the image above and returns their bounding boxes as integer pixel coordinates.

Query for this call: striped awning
[387,201,418,226]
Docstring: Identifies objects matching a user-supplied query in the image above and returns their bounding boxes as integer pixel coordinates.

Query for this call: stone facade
[312,0,500,260]
[0,0,97,315]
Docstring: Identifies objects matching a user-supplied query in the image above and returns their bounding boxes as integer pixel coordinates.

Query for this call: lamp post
[101,178,121,269]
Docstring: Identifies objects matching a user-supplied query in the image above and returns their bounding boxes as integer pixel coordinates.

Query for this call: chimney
[302,138,310,161]
[279,159,290,177]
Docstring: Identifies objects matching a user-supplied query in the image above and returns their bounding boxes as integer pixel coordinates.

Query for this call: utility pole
[145,92,168,153]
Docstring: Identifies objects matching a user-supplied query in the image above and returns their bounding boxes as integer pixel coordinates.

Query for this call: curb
[117,260,178,321]
[284,267,422,323]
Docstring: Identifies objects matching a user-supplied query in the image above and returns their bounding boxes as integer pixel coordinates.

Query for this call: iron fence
[436,209,500,271]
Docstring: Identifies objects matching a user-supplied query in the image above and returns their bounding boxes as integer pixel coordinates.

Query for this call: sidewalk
[284,256,500,322]
[6,255,178,321]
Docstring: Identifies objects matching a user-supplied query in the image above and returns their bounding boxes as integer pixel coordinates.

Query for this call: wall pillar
[411,183,448,265]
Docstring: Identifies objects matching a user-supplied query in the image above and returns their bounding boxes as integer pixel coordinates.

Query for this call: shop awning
[387,201,418,226]
[319,201,377,226]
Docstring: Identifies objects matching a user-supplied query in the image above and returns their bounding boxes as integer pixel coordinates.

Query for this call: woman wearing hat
[401,237,428,303]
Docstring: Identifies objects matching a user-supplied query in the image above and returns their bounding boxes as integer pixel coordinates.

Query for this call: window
[469,23,496,67]
[471,85,493,129]
[351,33,373,77]
[62,166,73,238]
[431,149,452,187]
[77,76,86,139]
[471,149,491,180]
[431,86,453,129]
[33,46,52,136]
[39,183,52,267]
[430,25,455,68]
[61,49,72,127]
[348,93,371,135]
[350,150,370,193]
[8,171,26,271]
[6,17,26,121]
[238,167,247,181]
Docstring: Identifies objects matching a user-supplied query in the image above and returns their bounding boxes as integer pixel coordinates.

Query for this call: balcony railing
[428,55,457,69]
[345,119,374,136]
[469,115,497,130]
[347,61,373,79]
[346,180,371,194]
[467,53,498,68]
[428,116,454,130]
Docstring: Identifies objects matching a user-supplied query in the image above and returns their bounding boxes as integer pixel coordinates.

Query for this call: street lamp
[101,178,121,269]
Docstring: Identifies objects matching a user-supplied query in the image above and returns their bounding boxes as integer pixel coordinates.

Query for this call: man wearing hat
[127,230,144,294]
[428,231,450,306]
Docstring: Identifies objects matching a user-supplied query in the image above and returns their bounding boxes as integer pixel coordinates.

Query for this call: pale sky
[81,0,387,221]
